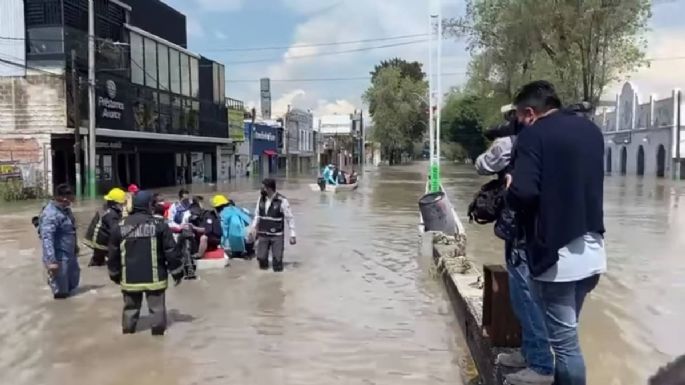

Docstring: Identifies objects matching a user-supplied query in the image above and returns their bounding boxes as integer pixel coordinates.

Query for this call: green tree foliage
[446,0,650,106]
[364,67,428,165]
[441,92,488,162]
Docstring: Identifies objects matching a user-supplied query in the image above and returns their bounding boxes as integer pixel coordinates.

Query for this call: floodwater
[443,164,685,384]
[0,165,468,385]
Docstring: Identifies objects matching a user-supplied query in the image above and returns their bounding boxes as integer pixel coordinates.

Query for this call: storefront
[250,122,279,177]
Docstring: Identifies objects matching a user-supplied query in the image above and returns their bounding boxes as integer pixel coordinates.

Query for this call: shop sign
[96,141,122,149]
[99,80,125,120]
[254,130,276,142]
[612,132,632,145]
[228,109,245,141]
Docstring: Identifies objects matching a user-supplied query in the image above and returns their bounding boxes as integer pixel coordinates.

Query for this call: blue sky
[164,0,685,115]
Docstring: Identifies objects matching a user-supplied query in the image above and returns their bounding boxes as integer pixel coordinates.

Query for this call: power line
[203,33,428,52]
[224,39,429,65]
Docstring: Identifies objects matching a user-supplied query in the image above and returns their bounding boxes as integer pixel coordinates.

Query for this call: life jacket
[257,193,285,236]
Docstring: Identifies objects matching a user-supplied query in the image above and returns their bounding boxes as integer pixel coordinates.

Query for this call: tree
[441,92,488,162]
[369,58,426,118]
[364,67,428,165]
[446,0,650,106]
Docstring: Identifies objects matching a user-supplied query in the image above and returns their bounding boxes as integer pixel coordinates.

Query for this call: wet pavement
[443,164,685,384]
[0,165,468,385]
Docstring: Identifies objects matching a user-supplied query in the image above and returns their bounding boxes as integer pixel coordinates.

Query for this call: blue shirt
[536,232,607,282]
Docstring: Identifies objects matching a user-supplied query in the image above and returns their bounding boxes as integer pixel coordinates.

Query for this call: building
[595,82,684,179]
[318,113,363,168]
[245,119,280,177]
[283,108,315,174]
[0,0,230,194]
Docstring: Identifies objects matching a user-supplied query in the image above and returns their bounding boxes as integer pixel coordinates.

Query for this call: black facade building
[19,0,229,191]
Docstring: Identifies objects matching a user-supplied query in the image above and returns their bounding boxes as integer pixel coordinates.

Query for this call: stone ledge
[432,238,519,385]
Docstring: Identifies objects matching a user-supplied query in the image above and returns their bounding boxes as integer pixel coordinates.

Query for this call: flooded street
[2,162,683,385]
[443,164,685,384]
[0,165,466,385]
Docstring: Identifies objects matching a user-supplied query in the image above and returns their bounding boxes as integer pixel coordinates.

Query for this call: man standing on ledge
[506,80,606,385]
[252,178,296,272]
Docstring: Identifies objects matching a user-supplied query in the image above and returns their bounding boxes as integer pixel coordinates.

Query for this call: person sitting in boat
[348,170,358,184]
[214,194,255,258]
[338,170,348,184]
[330,165,340,185]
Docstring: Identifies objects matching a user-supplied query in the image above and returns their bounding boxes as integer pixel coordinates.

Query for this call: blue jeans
[507,247,554,375]
[533,274,600,385]
[48,256,80,297]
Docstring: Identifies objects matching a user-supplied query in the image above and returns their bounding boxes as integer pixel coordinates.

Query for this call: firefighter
[108,190,184,336]
[84,187,126,266]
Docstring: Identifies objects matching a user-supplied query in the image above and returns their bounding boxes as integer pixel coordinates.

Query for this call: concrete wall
[0,75,68,193]
[596,82,682,177]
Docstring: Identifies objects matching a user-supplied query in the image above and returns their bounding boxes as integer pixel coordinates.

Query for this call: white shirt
[253,194,296,238]
[536,232,607,282]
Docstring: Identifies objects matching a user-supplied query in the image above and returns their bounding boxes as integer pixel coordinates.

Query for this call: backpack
[467,178,505,225]
[173,202,189,225]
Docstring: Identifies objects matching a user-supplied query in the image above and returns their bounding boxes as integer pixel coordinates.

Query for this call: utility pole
[675,90,682,180]
[87,0,97,198]
[284,104,290,177]
[436,4,443,177]
[249,107,256,177]
[71,50,82,199]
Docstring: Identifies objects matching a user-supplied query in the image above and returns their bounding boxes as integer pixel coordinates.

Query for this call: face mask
[260,188,268,197]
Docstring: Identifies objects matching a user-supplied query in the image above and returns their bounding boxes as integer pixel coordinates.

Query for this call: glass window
[191,101,200,134]
[169,49,180,94]
[159,93,171,133]
[212,64,219,103]
[144,38,157,88]
[171,96,182,132]
[180,54,190,97]
[130,32,144,85]
[190,57,199,98]
[27,27,64,54]
[158,45,169,91]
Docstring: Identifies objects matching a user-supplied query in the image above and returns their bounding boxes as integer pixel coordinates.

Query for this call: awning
[263,150,278,156]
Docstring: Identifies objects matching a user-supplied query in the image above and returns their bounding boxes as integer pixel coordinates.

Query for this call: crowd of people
[34,178,296,336]
[471,81,606,385]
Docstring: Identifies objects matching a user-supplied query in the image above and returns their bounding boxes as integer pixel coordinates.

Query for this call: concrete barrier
[431,233,520,385]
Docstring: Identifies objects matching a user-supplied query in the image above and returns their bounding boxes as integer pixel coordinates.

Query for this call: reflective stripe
[83,239,108,251]
[120,280,168,292]
[258,231,283,236]
[121,241,127,284]
[261,216,283,221]
[151,236,159,283]
[170,264,184,276]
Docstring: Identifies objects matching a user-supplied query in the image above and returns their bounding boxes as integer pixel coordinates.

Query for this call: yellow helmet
[211,194,230,208]
[104,188,127,204]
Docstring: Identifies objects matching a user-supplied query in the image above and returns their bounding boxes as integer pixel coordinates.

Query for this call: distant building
[594,82,684,179]
[318,113,363,168]
[283,108,315,173]
[0,0,229,193]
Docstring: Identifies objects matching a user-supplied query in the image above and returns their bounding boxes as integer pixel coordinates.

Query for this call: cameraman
[475,105,554,385]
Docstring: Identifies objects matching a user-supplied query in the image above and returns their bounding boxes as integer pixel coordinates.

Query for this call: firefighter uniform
[84,188,126,266]
[108,191,183,335]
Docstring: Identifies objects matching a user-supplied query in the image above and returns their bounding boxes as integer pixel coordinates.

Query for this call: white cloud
[314,99,357,116]
[606,32,685,100]
[214,30,228,40]
[186,17,205,38]
[271,89,306,117]
[193,0,244,12]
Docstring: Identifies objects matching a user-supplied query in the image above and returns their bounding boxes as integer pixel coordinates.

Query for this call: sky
[163,0,685,116]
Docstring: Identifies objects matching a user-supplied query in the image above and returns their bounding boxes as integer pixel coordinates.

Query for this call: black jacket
[108,210,183,291]
[84,202,122,250]
[506,111,605,276]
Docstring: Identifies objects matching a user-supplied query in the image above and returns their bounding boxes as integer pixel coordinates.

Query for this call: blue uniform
[39,201,80,297]
[220,205,252,254]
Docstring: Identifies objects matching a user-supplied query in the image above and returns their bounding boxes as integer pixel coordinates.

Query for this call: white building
[595,82,684,179]
[318,114,362,168]
[284,108,315,173]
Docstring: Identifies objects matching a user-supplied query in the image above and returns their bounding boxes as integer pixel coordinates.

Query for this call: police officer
[252,178,296,272]
[108,191,184,336]
[84,187,126,266]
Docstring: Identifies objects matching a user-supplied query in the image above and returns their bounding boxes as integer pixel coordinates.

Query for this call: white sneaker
[504,368,554,385]
[496,351,526,368]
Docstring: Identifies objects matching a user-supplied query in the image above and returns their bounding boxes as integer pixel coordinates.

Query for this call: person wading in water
[252,178,296,272]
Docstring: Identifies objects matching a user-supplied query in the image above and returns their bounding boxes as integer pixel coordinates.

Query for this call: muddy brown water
[442,164,685,384]
[0,165,469,385]
[2,162,681,384]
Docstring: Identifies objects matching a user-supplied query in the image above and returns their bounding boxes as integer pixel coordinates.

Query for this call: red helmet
[127,184,139,193]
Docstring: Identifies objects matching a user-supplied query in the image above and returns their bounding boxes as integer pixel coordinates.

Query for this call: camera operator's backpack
[467,178,505,225]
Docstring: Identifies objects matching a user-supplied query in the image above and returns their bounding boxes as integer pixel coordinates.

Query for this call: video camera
[484,101,594,141]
